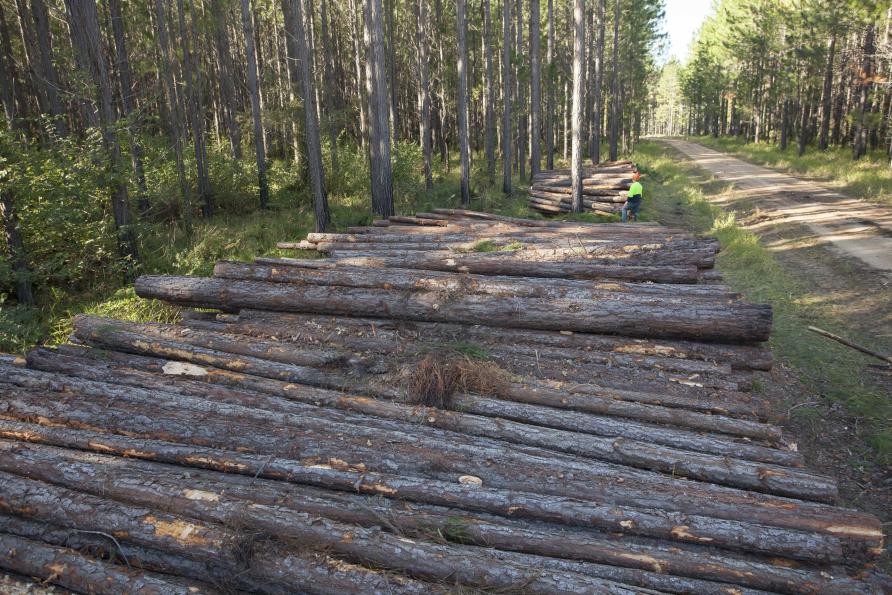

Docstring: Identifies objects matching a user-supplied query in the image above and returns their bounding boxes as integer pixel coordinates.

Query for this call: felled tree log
[26,347,801,473]
[286,253,703,283]
[0,472,650,594]
[0,533,214,595]
[0,421,883,583]
[214,262,733,306]
[229,309,772,374]
[0,441,853,580]
[66,318,770,437]
[0,473,435,594]
[0,442,842,564]
[0,514,273,594]
[319,245,717,269]
[4,357,816,500]
[135,276,772,342]
[0,380,866,542]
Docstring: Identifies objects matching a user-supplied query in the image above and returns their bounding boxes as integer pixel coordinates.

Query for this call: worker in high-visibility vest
[622,172,643,222]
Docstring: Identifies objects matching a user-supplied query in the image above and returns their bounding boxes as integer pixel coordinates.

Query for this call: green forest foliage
[0,0,665,352]
[647,0,890,161]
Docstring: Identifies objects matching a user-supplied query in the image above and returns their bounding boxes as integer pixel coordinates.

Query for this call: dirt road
[660,138,892,273]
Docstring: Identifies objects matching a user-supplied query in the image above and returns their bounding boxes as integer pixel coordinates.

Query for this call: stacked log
[1,209,886,593]
[528,161,637,216]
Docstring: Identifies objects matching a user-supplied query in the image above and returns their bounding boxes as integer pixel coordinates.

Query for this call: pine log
[230,308,772,373]
[387,215,451,226]
[0,533,214,595]
[0,472,650,594]
[0,473,434,594]
[0,442,850,575]
[0,381,866,539]
[213,262,734,306]
[134,275,771,342]
[66,317,757,425]
[26,347,802,472]
[0,572,73,595]
[0,434,842,562]
[306,253,704,283]
[0,421,883,588]
[3,358,817,500]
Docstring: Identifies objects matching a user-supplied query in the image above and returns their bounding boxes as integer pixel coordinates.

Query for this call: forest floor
[639,139,891,569]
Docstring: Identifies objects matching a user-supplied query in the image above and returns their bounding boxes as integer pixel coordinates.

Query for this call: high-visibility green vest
[628,181,643,198]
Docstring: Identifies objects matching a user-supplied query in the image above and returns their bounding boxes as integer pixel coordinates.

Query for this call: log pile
[1,209,887,593]
[528,160,636,216]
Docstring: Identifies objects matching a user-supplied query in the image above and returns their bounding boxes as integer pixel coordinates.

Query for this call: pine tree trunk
[284,0,331,231]
[108,0,149,215]
[0,2,25,133]
[817,31,836,151]
[417,0,433,188]
[608,0,619,161]
[853,25,875,160]
[591,0,604,164]
[240,0,269,207]
[320,0,339,173]
[529,0,541,176]
[64,0,139,271]
[456,0,471,204]
[501,0,512,194]
[30,0,65,136]
[570,0,585,213]
[484,0,496,183]
[177,0,213,218]
[385,0,398,138]
[153,0,191,231]
[212,0,243,160]
[366,0,394,216]
[349,0,368,153]
[515,0,525,181]
[544,0,554,169]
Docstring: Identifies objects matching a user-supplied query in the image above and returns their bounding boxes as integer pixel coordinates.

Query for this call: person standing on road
[622,172,643,222]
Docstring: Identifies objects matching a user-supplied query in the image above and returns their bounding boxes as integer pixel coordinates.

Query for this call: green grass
[688,135,892,207]
[0,146,545,354]
[444,341,491,359]
[635,140,892,459]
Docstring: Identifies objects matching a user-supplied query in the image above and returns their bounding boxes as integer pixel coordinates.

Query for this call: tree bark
[258,253,702,283]
[417,0,433,188]
[529,0,541,176]
[483,0,496,184]
[153,0,191,231]
[109,0,149,215]
[240,0,269,207]
[283,0,331,231]
[570,0,585,213]
[853,25,876,160]
[817,31,837,151]
[591,0,605,164]
[135,274,772,342]
[0,532,210,595]
[544,0,554,169]
[211,0,243,160]
[456,0,470,204]
[366,0,394,216]
[608,0,619,161]
[29,0,65,137]
[0,1,25,134]
[501,0,512,194]
[64,0,139,270]
[0,427,877,594]
[177,0,212,218]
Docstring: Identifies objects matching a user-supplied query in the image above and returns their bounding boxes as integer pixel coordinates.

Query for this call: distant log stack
[529,160,636,216]
[1,209,887,593]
